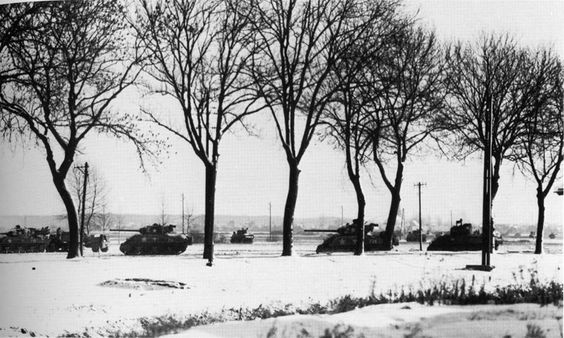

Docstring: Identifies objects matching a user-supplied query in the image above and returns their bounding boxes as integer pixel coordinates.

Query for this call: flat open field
[0,239,562,337]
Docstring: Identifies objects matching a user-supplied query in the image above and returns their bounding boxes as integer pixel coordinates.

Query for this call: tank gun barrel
[304,229,338,233]
[109,229,139,232]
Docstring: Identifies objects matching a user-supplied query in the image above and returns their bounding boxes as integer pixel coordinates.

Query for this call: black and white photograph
[0,0,562,336]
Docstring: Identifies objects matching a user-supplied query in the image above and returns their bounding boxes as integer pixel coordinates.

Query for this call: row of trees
[0,0,561,260]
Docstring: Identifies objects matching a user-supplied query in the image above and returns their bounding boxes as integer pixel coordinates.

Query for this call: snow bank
[0,246,561,336]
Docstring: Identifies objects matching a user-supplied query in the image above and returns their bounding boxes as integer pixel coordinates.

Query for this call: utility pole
[77,162,89,257]
[341,205,344,226]
[182,193,185,234]
[269,202,272,241]
[414,182,426,251]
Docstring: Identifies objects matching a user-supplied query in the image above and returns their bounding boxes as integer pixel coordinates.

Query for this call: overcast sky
[0,0,562,227]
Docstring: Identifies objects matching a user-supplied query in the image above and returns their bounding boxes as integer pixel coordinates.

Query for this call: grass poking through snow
[76,268,562,337]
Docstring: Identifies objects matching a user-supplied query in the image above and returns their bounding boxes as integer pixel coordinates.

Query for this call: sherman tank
[405,229,427,242]
[230,227,254,244]
[110,224,192,255]
[0,225,51,253]
[306,220,398,254]
[427,219,503,251]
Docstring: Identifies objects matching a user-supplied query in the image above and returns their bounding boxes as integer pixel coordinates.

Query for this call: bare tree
[366,25,445,248]
[247,0,375,256]
[321,0,404,255]
[97,208,113,232]
[70,164,109,234]
[511,49,563,254]
[0,1,156,258]
[183,207,194,234]
[132,0,262,263]
[0,3,43,82]
[437,34,537,203]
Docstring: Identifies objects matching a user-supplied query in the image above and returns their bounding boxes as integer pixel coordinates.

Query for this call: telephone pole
[269,202,272,241]
[414,182,426,251]
[76,162,89,256]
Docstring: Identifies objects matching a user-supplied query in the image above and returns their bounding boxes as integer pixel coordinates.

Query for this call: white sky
[0,0,563,227]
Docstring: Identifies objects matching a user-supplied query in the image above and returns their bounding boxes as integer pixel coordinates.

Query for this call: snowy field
[0,240,562,336]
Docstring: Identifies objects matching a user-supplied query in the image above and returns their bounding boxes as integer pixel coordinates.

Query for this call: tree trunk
[534,187,545,254]
[282,160,300,256]
[53,176,80,259]
[491,155,502,201]
[383,163,403,249]
[203,164,217,261]
[384,190,401,249]
[350,173,365,256]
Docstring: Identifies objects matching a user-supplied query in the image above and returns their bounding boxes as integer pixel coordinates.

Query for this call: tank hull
[119,234,190,255]
[230,235,254,244]
[315,233,395,254]
[406,231,427,242]
[427,234,502,251]
[0,237,49,253]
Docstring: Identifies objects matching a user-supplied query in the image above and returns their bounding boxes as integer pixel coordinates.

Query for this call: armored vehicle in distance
[427,219,502,251]
[111,224,192,255]
[306,220,398,254]
[230,228,254,244]
[0,225,51,253]
[406,229,427,242]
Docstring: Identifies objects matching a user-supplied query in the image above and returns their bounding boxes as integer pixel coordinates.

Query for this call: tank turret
[230,227,254,244]
[427,219,503,251]
[110,224,192,255]
[305,220,397,253]
[0,225,51,253]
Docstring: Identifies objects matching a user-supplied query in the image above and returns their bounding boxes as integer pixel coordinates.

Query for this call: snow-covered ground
[0,243,561,336]
[167,303,563,338]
